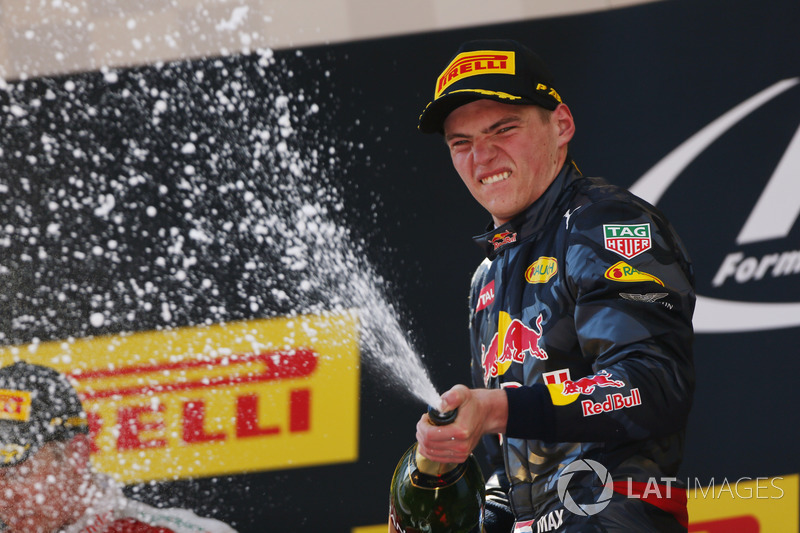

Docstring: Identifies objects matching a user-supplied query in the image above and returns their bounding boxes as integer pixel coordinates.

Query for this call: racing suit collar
[473,159,582,259]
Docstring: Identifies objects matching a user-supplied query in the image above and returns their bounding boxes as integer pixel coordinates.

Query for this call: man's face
[443,99,574,226]
[0,439,91,533]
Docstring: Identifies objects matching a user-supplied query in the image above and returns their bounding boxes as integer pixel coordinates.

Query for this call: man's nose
[471,137,497,165]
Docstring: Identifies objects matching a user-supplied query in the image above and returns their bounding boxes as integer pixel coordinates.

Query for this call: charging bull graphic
[562,370,625,395]
[481,312,548,384]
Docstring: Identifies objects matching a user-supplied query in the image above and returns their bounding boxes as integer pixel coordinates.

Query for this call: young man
[415,40,695,531]
[0,361,238,533]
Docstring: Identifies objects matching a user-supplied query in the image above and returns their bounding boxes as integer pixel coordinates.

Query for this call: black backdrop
[0,0,798,529]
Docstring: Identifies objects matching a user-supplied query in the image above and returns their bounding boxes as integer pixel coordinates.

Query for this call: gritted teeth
[481,171,510,185]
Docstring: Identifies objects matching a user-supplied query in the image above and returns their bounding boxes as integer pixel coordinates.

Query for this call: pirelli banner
[1,0,799,531]
[0,314,360,483]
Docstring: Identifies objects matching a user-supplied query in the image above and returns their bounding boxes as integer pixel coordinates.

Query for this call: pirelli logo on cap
[0,390,31,422]
[436,50,515,98]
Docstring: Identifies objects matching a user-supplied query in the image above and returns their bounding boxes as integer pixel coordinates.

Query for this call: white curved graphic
[628,78,800,333]
[737,122,800,244]
[692,296,800,333]
[556,459,613,516]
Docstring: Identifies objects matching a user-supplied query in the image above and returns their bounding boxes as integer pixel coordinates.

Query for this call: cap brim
[0,424,40,467]
[418,90,557,134]
[0,417,87,467]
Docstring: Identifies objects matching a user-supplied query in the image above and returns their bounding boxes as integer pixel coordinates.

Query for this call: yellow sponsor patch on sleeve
[604,261,664,286]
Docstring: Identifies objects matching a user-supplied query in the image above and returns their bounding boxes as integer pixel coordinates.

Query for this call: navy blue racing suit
[469,160,695,532]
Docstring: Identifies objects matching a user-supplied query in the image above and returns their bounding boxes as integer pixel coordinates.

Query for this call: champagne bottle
[388,406,485,532]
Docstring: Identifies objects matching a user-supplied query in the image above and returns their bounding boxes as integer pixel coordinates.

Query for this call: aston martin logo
[619,293,668,303]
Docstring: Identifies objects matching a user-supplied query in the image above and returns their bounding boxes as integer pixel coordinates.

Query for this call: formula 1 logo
[629,77,800,332]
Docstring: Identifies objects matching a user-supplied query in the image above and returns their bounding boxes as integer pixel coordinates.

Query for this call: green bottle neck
[409,444,469,488]
[414,445,458,477]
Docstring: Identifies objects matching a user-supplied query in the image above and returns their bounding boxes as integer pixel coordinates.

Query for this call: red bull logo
[481,313,548,384]
[582,388,641,416]
[561,370,625,395]
[492,230,517,250]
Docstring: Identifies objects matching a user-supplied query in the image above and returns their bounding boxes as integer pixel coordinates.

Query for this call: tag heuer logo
[603,224,652,259]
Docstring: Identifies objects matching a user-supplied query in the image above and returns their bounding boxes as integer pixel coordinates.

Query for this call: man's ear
[553,103,576,146]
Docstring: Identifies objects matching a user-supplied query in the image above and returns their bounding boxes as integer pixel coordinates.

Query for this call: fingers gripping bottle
[388,406,485,532]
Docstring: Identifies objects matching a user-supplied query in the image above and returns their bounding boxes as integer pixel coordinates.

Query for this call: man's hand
[415,385,508,464]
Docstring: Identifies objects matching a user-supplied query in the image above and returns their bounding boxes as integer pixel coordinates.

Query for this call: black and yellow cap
[418,39,563,134]
[0,361,89,467]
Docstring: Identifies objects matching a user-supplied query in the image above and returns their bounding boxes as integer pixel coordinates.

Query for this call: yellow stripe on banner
[352,525,387,533]
[0,312,361,483]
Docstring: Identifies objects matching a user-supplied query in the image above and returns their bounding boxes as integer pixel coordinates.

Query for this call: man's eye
[498,126,516,134]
